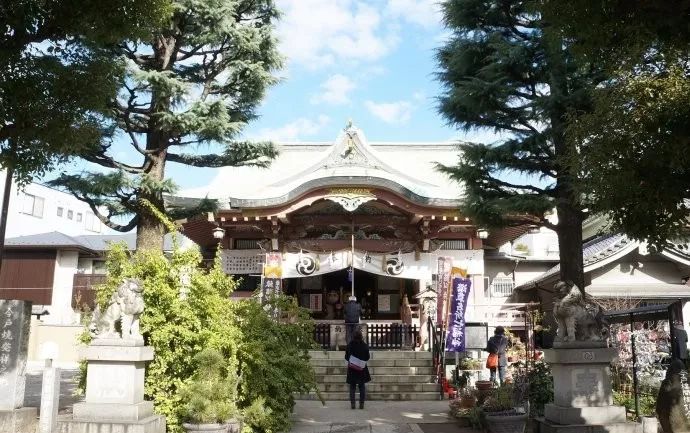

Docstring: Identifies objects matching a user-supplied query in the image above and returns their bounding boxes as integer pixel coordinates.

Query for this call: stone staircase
[300,350,440,401]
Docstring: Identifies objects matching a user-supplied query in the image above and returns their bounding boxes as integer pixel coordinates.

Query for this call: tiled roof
[5,231,193,253]
[515,234,637,291]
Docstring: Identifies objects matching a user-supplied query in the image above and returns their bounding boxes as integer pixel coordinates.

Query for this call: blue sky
[60,0,502,192]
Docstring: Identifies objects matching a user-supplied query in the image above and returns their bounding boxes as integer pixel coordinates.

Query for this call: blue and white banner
[445,276,472,352]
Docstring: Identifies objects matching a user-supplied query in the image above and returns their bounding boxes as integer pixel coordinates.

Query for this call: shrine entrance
[282,268,418,321]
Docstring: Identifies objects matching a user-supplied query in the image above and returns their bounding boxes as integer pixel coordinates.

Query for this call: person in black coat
[345,328,371,409]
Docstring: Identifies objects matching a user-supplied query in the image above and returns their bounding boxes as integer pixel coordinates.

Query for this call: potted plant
[459,357,482,370]
[457,387,478,408]
[181,349,241,433]
[482,384,527,433]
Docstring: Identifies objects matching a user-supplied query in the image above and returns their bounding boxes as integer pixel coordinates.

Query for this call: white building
[0,169,113,237]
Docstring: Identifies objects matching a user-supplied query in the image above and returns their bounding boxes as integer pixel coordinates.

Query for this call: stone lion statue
[553,280,607,342]
[91,278,145,340]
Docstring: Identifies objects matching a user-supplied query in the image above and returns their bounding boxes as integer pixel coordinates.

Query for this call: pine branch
[82,147,146,173]
[167,141,278,168]
[55,181,139,232]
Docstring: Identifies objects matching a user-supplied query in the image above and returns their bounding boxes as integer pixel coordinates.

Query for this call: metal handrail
[427,316,444,399]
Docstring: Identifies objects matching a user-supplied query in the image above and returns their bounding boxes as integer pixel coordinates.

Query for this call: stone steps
[317,374,436,383]
[309,350,432,360]
[317,383,440,393]
[299,391,441,401]
[312,366,436,375]
[310,358,433,367]
[304,350,440,401]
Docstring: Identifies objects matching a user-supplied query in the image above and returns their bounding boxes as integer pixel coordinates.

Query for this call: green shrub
[614,390,657,420]
[79,241,318,433]
[181,348,239,424]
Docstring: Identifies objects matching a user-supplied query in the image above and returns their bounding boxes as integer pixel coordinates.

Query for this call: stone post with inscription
[536,281,641,433]
[57,278,165,433]
[0,300,38,433]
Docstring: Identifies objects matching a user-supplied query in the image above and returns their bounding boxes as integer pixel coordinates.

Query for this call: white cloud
[310,74,357,105]
[276,0,399,69]
[252,115,331,141]
[385,0,442,28]
[364,100,413,124]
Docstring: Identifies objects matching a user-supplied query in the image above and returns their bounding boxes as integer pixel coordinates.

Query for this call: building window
[19,193,44,218]
[67,210,74,220]
[439,239,468,250]
[85,212,101,233]
[92,260,107,275]
[57,207,64,217]
[490,277,515,297]
[234,239,261,249]
[76,213,83,222]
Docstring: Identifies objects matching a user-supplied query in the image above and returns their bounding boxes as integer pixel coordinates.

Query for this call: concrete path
[289,400,472,433]
[24,370,472,433]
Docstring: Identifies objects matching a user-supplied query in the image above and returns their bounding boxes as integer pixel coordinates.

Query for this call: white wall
[591,254,689,285]
[46,250,81,325]
[0,169,115,238]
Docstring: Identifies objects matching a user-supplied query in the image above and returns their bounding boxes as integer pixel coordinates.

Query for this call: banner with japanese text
[436,256,452,324]
[445,276,472,352]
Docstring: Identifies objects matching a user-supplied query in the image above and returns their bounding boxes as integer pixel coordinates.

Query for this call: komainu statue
[553,280,607,342]
[91,278,145,340]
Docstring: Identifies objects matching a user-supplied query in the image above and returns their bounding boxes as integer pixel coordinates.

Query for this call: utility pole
[0,165,14,276]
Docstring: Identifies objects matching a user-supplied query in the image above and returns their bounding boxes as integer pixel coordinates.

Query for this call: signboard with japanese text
[377,295,391,312]
[445,277,472,352]
[0,300,32,410]
[261,278,282,304]
[221,250,264,275]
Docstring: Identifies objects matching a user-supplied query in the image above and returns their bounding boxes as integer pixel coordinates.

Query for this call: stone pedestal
[58,340,165,433]
[0,300,38,433]
[536,345,642,433]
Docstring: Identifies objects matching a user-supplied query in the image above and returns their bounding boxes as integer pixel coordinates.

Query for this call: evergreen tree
[51,0,282,251]
[435,0,605,290]
[1,0,171,183]
[0,0,170,270]
[542,2,690,249]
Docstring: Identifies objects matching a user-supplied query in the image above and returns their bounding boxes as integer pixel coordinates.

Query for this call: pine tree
[0,0,170,271]
[542,2,690,249]
[51,0,282,251]
[435,0,605,290]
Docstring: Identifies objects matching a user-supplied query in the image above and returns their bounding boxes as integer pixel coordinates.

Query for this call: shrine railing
[366,323,418,350]
[313,323,331,349]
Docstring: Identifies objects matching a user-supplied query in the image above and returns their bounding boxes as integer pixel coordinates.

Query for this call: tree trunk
[543,34,587,294]
[135,35,175,252]
[136,151,167,252]
[556,202,585,291]
[136,209,165,252]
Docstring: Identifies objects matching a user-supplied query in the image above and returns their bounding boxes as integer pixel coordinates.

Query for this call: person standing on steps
[345,329,371,409]
[484,326,509,385]
[344,295,362,344]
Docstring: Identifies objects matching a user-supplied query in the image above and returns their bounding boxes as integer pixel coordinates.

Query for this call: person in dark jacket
[485,326,509,385]
[345,329,371,409]
[343,295,362,344]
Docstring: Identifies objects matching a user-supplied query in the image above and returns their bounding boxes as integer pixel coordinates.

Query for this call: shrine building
[174,123,527,330]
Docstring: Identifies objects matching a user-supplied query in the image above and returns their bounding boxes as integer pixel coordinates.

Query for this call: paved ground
[289,401,473,433]
[24,371,471,432]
